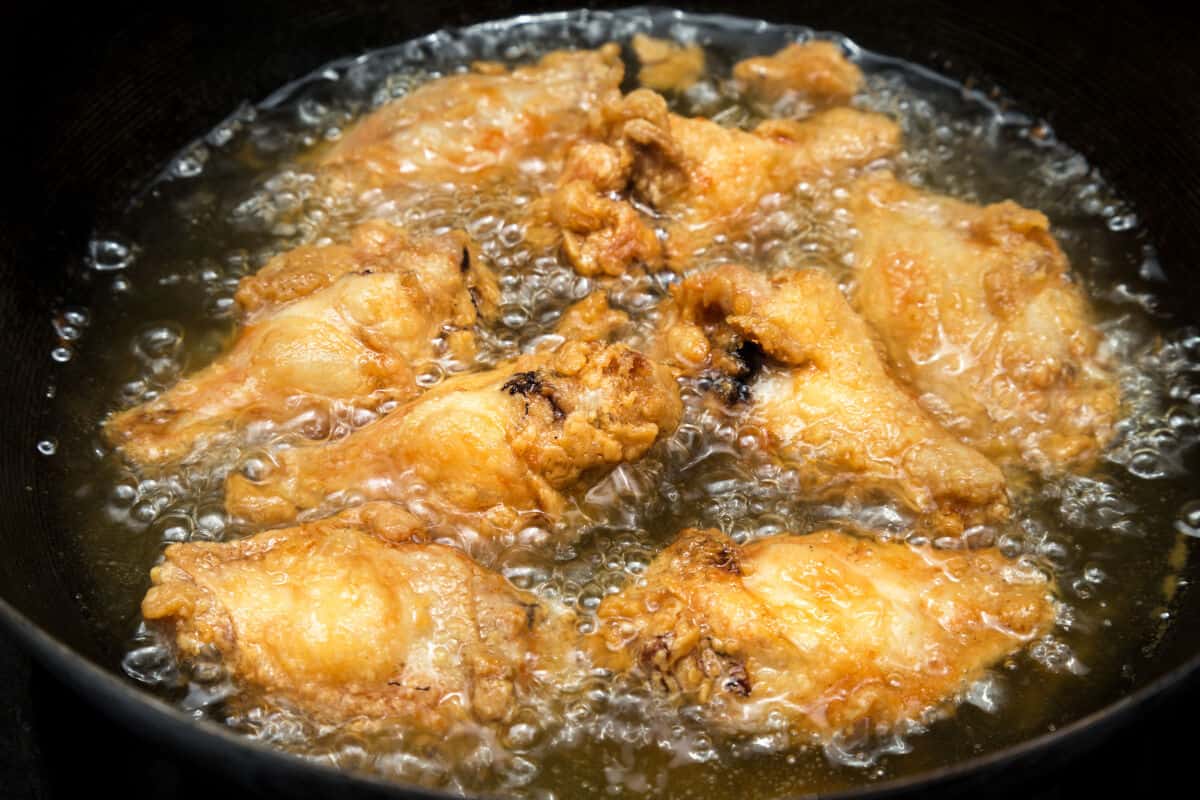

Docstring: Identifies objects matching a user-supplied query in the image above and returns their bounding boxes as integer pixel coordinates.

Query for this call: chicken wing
[105,222,493,467]
[593,527,1055,739]
[142,504,577,727]
[732,41,864,108]
[225,341,683,531]
[849,173,1120,471]
[602,90,901,266]
[542,89,900,276]
[320,45,624,194]
[656,264,1009,535]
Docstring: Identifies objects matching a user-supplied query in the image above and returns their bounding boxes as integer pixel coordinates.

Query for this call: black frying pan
[2,2,1198,798]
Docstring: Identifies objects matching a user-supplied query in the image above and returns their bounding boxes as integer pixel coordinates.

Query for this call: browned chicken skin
[544,87,900,276]
[531,135,665,278]
[225,341,683,531]
[656,264,1009,535]
[596,90,900,268]
[593,527,1055,739]
[105,221,495,467]
[849,173,1120,472]
[535,41,882,277]
[320,45,624,197]
[142,504,578,728]
[234,218,498,319]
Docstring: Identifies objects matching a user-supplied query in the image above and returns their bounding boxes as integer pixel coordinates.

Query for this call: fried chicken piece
[142,504,576,727]
[632,34,706,93]
[849,173,1120,472]
[593,528,1055,739]
[542,90,899,276]
[321,45,624,193]
[657,265,1009,535]
[225,341,683,530]
[732,41,864,107]
[105,223,493,467]
[604,90,901,265]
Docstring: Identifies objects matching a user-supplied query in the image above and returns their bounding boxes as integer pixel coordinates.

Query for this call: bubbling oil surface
[41,8,1200,799]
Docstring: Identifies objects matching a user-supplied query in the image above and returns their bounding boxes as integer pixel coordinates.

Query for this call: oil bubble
[88,238,135,271]
[1175,500,1200,538]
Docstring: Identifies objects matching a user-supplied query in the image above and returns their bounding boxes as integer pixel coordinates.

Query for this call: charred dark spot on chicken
[504,371,543,397]
[712,544,742,575]
[522,602,539,631]
[697,339,765,406]
[733,339,765,383]
[502,370,567,421]
[723,660,751,696]
[640,634,673,671]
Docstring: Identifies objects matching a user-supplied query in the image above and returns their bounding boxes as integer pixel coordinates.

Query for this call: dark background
[2,1,1199,798]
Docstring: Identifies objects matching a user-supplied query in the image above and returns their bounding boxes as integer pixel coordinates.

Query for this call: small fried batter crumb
[733,40,863,106]
[554,291,631,343]
[632,34,706,93]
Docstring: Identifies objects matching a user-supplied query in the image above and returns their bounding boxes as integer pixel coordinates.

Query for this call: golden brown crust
[849,172,1120,472]
[105,221,491,467]
[593,527,1055,737]
[654,264,1010,535]
[143,505,576,727]
[322,44,624,189]
[602,91,901,266]
[550,178,665,277]
[224,341,683,531]
[553,291,631,343]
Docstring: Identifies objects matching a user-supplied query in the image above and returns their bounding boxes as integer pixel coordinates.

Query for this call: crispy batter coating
[234,219,498,319]
[656,265,1009,535]
[142,505,576,727]
[549,176,665,277]
[105,222,493,467]
[543,89,899,276]
[320,45,624,193]
[733,41,864,106]
[593,528,1055,738]
[849,173,1120,471]
[534,138,665,277]
[225,341,683,530]
[604,90,901,265]
[632,34,706,93]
